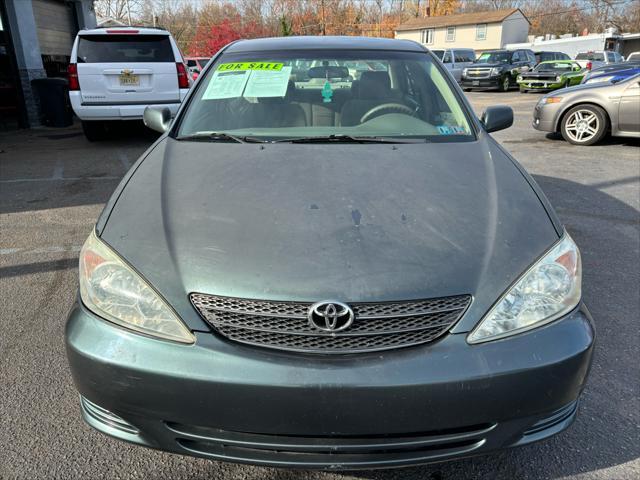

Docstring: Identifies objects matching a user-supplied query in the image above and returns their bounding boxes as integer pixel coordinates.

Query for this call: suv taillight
[68,63,80,91]
[176,63,189,89]
[586,61,592,70]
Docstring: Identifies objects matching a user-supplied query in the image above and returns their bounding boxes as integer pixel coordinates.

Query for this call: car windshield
[576,52,605,61]
[475,52,511,64]
[536,62,579,72]
[176,50,474,142]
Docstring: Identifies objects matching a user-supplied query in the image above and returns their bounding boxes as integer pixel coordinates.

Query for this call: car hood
[100,137,559,332]
[520,71,562,78]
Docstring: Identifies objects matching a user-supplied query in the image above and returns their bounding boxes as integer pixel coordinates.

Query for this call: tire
[81,121,106,142]
[560,104,608,146]
[499,75,510,92]
[463,88,471,92]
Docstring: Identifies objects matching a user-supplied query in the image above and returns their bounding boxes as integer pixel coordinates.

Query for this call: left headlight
[468,233,581,344]
[79,230,195,344]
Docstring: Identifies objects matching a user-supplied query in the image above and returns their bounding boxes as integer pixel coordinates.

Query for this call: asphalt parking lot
[0,91,638,480]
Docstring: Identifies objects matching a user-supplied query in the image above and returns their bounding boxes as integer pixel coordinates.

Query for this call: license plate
[472,80,479,86]
[119,73,139,86]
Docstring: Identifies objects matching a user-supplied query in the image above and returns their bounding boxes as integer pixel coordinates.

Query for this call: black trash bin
[30,77,74,127]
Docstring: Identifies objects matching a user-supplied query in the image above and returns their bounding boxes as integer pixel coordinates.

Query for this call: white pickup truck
[574,51,624,70]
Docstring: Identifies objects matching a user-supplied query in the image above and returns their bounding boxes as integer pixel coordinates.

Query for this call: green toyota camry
[517,60,586,93]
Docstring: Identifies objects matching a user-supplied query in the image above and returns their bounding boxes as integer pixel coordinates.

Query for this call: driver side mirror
[143,106,172,133]
[481,105,513,133]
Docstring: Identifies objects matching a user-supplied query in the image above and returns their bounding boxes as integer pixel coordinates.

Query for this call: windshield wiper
[275,134,422,144]
[176,132,265,143]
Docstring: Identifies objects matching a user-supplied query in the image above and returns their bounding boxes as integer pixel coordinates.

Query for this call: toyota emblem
[308,301,354,332]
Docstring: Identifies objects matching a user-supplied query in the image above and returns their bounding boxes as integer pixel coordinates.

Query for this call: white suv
[68,27,192,140]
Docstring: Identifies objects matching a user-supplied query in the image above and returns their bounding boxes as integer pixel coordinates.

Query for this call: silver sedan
[533,73,640,145]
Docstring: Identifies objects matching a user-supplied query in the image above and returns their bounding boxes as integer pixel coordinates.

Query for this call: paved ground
[0,91,638,480]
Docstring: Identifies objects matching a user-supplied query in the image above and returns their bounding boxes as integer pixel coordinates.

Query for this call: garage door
[32,0,76,57]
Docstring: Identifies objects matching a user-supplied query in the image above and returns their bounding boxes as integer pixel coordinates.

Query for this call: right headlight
[490,67,502,76]
[79,230,195,344]
[468,233,581,344]
[585,75,613,84]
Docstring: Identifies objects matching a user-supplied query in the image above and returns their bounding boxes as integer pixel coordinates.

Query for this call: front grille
[190,294,471,354]
[466,68,492,78]
[167,421,494,468]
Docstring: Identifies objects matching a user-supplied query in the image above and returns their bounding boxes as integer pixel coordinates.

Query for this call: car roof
[79,26,170,36]
[224,36,426,53]
[538,60,576,64]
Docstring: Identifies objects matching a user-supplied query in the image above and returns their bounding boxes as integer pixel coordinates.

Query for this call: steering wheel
[360,103,416,124]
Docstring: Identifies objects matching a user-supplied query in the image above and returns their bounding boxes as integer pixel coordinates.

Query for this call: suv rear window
[77,35,174,63]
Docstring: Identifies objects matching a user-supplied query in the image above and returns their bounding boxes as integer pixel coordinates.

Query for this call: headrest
[358,71,391,98]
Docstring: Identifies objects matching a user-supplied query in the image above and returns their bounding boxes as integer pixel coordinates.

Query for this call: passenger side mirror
[143,106,172,133]
[481,106,513,133]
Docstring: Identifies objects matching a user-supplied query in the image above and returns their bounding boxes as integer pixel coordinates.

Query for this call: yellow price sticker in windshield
[218,62,283,72]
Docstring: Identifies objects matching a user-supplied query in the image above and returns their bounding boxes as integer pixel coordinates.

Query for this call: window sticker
[321,81,333,103]
[202,69,250,100]
[243,66,292,98]
[452,126,468,135]
[218,62,284,72]
[437,125,453,135]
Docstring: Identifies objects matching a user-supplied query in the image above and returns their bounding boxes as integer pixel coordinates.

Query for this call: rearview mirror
[481,105,513,133]
[307,66,350,79]
[143,106,172,133]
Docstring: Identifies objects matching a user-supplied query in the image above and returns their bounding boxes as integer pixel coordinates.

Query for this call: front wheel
[560,105,608,146]
[500,75,510,92]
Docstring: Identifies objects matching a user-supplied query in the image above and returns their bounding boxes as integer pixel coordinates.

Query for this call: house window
[446,26,456,42]
[476,24,487,41]
[421,28,434,44]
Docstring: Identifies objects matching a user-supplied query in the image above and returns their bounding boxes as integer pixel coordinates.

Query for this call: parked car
[534,73,640,145]
[580,60,640,83]
[626,51,640,62]
[66,36,594,470]
[68,26,192,141]
[432,48,476,82]
[583,66,640,85]
[461,49,536,91]
[574,50,623,70]
[185,56,211,80]
[517,60,586,93]
[534,51,570,64]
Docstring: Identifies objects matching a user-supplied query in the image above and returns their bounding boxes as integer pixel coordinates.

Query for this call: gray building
[1,0,96,129]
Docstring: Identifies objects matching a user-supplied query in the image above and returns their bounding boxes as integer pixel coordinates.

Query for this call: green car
[517,60,586,92]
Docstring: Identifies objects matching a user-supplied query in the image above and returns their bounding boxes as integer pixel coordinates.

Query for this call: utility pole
[321,0,326,35]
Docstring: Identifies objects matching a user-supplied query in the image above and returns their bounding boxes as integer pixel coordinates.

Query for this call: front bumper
[66,301,595,470]
[519,81,562,91]
[533,104,561,132]
[460,77,502,90]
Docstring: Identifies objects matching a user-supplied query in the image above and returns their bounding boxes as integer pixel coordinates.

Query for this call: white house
[395,8,530,52]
